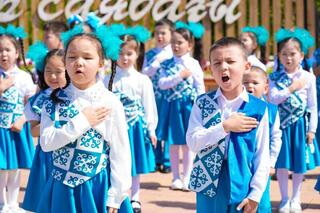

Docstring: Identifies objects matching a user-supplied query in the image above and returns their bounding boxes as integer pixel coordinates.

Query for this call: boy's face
[243,70,268,98]
[155,25,171,48]
[210,45,250,97]
[44,31,62,50]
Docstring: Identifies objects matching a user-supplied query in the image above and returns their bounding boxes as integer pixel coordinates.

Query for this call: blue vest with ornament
[161,58,196,102]
[44,90,110,188]
[145,48,162,99]
[269,70,306,129]
[0,73,24,129]
[29,89,50,117]
[189,90,267,203]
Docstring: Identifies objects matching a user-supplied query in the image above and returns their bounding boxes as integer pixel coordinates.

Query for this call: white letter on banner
[186,0,207,22]
[129,0,154,21]
[38,0,63,21]
[152,0,184,22]
[0,0,22,22]
[65,0,94,19]
[207,0,227,23]
[225,0,240,24]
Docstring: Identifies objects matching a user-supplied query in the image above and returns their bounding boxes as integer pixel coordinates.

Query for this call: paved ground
[19,167,320,212]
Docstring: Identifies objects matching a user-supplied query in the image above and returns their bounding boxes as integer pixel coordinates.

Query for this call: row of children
[0,12,319,213]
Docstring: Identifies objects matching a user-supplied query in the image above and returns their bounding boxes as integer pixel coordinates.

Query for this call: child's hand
[11,116,26,132]
[289,78,306,93]
[222,113,258,133]
[107,207,118,213]
[150,135,157,147]
[237,198,258,213]
[82,107,111,127]
[179,69,192,79]
[0,75,14,93]
[306,131,315,144]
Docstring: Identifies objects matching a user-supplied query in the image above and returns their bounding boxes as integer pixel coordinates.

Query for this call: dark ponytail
[193,37,203,63]
[260,45,267,64]
[108,61,117,91]
[18,38,36,82]
[137,42,145,71]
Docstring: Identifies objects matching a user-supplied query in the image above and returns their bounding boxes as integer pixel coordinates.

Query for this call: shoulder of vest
[248,94,267,112]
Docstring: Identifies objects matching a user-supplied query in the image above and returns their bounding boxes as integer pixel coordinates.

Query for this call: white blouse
[158,53,205,96]
[40,81,131,209]
[268,67,318,133]
[142,44,173,77]
[104,66,158,136]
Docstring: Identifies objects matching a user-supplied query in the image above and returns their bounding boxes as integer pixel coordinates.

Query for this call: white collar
[214,86,249,104]
[116,66,136,76]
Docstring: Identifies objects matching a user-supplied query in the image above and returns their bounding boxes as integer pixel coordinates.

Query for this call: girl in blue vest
[158,22,205,191]
[142,19,174,173]
[269,28,320,212]
[37,25,133,213]
[22,44,68,212]
[187,37,270,213]
[0,25,36,212]
[243,65,283,213]
[240,26,269,69]
[104,25,158,213]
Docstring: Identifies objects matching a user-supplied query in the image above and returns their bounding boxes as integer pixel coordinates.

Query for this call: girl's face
[44,55,67,89]
[44,31,62,50]
[0,36,19,71]
[65,37,103,90]
[155,25,171,48]
[171,32,192,57]
[117,42,138,70]
[240,32,257,55]
[279,41,304,73]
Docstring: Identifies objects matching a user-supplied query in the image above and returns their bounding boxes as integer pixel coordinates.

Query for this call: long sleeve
[186,102,228,153]
[247,110,270,203]
[307,74,318,133]
[141,76,158,136]
[191,63,205,95]
[268,79,291,105]
[158,68,184,90]
[40,107,91,152]
[142,56,161,77]
[107,99,132,209]
[270,111,282,167]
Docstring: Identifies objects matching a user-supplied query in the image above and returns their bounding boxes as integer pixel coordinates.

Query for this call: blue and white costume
[269,67,320,173]
[142,44,173,169]
[158,53,205,145]
[0,66,36,170]
[104,66,158,176]
[37,81,132,213]
[187,88,270,212]
[22,89,52,212]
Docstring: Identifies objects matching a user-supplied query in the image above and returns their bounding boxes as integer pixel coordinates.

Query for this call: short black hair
[155,18,174,32]
[209,37,248,61]
[44,21,68,34]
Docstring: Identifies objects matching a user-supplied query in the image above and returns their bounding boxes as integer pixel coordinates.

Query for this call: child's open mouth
[222,76,230,82]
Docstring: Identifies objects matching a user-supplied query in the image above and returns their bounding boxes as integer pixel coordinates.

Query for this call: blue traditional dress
[0,66,35,170]
[186,89,270,213]
[104,66,158,176]
[269,68,320,174]
[311,49,320,143]
[37,81,133,213]
[142,45,172,169]
[22,89,52,212]
[158,54,205,145]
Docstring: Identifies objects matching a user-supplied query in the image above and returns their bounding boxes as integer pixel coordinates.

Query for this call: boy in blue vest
[186,37,270,213]
[243,64,282,213]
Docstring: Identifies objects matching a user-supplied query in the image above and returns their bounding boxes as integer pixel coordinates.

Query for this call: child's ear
[99,59,104,68]
[244,60,251,72]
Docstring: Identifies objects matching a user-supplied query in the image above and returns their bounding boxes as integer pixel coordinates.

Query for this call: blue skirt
[157,96,193,145]
[22,143,53,212]
[37,169,133,213]
[276,116,320,173]
[257,177,271,213]
[128,119,155,176]
[0,123,34,169]
[196,162,241,213]
[315,176,320,192]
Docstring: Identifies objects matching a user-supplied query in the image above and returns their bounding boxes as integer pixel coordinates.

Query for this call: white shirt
[40,81,131,209]
[104,66,158,136]
[269,109,282,167]
[269,67,318,132]
[158,53,205,95]
[0,66,36,99]
[186,88,270,202]
[142,44,173,77]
